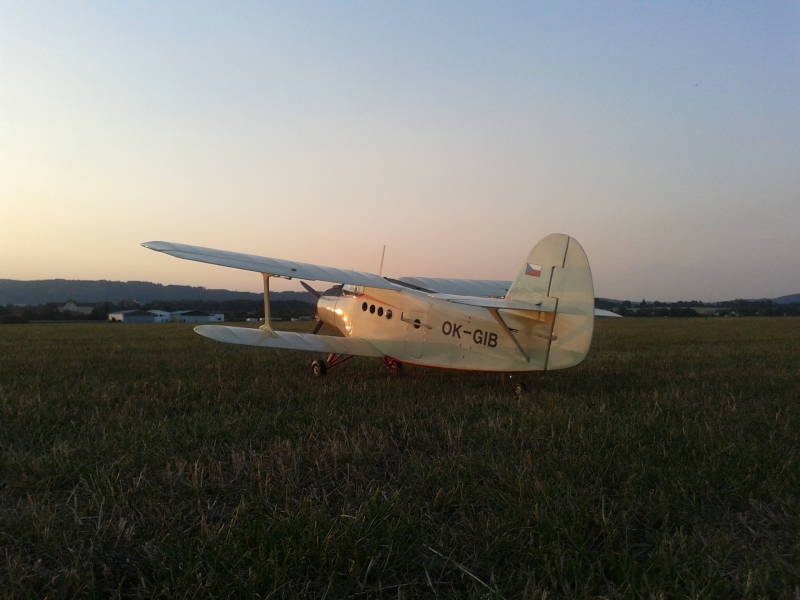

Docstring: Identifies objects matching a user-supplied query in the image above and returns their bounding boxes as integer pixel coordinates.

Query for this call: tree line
[0,299,317,324]
[595,298,800,317]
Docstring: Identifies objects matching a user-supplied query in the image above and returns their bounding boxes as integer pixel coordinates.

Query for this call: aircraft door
[403,310,427,358]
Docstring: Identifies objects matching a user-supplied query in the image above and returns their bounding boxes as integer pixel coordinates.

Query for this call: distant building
[107,309,224,323]
[148,310,171,323]
[170,310,224,323]
[59,300,94,315]
[108,310,156,323]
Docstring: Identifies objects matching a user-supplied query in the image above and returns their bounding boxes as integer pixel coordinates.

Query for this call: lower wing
[194,325,384,357]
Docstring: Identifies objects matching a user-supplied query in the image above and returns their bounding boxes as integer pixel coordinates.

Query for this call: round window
[370,304,375,314]
[362,302,368,311]
[377,307,384,317]
[386,309,392,320]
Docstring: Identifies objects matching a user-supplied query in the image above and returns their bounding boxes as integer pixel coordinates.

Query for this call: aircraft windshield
[342,284,364,296]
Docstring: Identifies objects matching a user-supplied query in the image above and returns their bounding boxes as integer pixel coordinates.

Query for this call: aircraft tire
[387,361,403,375]
[513,382,528,397]
[311,359,327,377]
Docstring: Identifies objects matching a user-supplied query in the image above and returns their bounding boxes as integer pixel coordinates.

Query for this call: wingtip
[141,241,170,251]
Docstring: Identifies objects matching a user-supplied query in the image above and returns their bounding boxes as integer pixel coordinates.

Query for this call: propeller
[299,281,325,334]
[300,281,322,298]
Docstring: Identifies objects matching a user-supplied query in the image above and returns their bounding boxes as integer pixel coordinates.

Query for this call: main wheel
[513,381,529,397]
[311,359,327,377]
[387,360,403,375]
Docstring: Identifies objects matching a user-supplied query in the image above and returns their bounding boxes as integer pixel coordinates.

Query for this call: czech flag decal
[525,263,542,277]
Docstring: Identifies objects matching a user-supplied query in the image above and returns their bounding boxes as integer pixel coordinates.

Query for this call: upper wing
[142,241,399,290]
[392,277,511,297]
[195,325,385,356]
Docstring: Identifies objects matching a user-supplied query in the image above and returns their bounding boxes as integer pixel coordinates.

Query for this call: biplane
[143,234,610,391]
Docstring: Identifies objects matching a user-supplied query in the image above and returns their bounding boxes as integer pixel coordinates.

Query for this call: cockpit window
[342,284,364,296]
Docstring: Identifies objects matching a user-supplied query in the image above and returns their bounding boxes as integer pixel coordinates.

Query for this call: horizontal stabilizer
[142,241,399,290]
[429,293,557,312]
[594,308,622,318]
[194,325,385,357]
[396,277,511,297]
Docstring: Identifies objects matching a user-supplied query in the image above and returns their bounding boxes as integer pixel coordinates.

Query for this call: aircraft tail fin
[507,234,595,370]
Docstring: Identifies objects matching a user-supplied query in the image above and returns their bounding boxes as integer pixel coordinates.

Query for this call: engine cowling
[316,288,342,331]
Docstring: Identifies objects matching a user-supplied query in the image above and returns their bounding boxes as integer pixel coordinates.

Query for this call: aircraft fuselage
[317,286,557,372]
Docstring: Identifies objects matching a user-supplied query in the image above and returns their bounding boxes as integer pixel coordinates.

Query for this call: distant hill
[773,293,800,304]
[0,279,316,305]
[3,279,796,308]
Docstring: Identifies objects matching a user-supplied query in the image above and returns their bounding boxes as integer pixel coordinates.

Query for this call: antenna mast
[378,245,386,277]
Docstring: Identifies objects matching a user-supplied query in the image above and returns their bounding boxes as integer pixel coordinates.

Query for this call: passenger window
[386,309,392,320]
[369,304,375,314]
[377,307,384,317]
[362,302,368,311]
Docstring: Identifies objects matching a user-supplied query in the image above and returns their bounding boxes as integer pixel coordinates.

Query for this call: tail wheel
[513,382,529,397]
[311,359,327,377]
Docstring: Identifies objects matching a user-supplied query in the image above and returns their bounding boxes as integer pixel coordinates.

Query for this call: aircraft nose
[317,294,339,329]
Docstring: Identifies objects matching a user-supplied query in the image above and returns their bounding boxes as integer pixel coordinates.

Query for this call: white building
[170,310,224,323]
[108,309,224,323]
[59,300,94,315]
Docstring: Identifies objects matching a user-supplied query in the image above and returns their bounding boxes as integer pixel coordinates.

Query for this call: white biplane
[143,234,611,390]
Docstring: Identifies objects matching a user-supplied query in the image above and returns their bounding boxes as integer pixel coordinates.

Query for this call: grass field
[1,318,798,598]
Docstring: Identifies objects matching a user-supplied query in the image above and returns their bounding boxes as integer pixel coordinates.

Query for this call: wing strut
[487,308,528,362]
[259,273,272,331]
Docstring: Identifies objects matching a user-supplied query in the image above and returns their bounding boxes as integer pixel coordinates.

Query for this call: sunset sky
[1,2,798,301]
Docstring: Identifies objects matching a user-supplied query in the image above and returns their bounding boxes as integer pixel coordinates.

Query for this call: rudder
[507,234,594,370]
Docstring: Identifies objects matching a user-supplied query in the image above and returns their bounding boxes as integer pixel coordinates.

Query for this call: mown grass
[0,318,798,598]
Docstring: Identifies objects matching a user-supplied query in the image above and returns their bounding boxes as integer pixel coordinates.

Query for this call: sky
[1,2,798,302]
